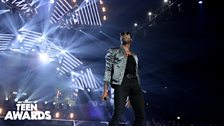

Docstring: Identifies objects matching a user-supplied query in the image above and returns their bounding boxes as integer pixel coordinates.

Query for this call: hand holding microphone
[104,97,108,100]
[102,90,109,101]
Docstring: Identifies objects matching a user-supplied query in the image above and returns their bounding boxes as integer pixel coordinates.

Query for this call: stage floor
[0,117,129,126]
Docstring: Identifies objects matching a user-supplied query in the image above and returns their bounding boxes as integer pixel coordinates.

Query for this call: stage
[0,117,129,126]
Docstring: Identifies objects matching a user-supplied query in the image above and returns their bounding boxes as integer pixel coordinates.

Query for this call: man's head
[120,31,132,45]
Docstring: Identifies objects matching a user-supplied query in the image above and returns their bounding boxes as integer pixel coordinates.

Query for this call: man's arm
[103,49,114,83]
[103,82,109,93]
[102,49,114,100]
[102,82,109,100]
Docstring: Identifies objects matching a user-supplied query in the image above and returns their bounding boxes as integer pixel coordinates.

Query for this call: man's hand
[102,82,109,101]
[102,91,109,101]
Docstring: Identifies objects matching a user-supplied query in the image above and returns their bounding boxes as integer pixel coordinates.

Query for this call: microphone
[104,97,108,100]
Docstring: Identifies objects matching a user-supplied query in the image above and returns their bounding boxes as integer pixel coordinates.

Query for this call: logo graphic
[4,101,51,120]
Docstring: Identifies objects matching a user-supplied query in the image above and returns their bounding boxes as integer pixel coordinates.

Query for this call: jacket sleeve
[103,49,114,83]
[137,63,141,85]
[136,56,141,85]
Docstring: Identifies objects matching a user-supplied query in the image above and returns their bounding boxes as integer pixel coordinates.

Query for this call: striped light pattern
[0,34,14,51]
[50,0,102,28]
[19,29,43,52]
[0,30,98,89]
[41,39,63,60]
[71,68,97,89]
[50,0,73,24]
[57,51,83,77]
[1,0,38,17]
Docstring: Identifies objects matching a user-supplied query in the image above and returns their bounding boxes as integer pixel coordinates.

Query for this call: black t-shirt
[124,55,136,75]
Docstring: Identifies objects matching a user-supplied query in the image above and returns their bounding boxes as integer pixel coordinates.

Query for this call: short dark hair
[120,31,132,38]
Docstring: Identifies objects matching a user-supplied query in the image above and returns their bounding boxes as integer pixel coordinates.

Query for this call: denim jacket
[103,46,140,85]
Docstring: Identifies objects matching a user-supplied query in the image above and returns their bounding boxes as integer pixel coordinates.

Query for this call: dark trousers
[109,77,145,126]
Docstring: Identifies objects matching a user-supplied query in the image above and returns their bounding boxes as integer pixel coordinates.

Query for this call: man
[102,31,145,126]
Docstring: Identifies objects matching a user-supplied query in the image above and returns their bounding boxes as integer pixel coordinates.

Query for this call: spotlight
[70,113,74,119]
[198,1,203,4]
[50,0,54,4]
[146,102,149,106]
[55,112,60,118]
[177,116,180,120]
[134,23,138,27]
[17,34,23,42]
[148,12,152,16]
[100,0,103,4]
[103,15,107,21]
[53,102,56,105]
[75,89,79,92]
[87,88,90,92]
[39,53,50,63]
[102,7,106,12]
[5,97,8,101]
[0,108,3,115]
[45,101,48,104]
[164,0,168,3]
